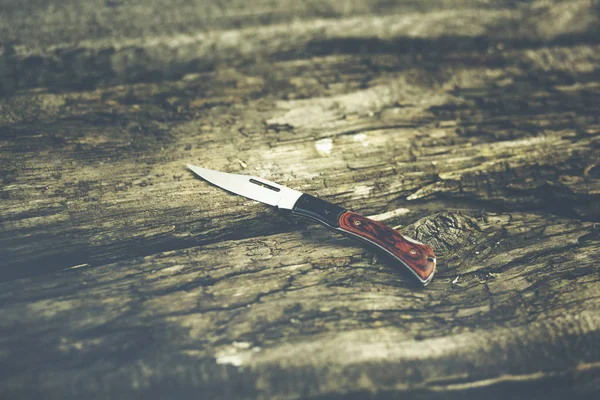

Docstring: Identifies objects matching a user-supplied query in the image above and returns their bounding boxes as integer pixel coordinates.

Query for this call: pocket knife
[187,164,437,285]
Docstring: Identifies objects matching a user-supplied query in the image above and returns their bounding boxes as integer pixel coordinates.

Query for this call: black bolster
[292,194,346,228]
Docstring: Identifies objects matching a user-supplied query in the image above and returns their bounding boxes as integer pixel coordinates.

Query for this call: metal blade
[186,164,303,210]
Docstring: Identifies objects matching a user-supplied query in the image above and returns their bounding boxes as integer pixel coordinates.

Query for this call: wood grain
[1,0,599,399]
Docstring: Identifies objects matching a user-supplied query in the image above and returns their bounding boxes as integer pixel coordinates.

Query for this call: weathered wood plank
[1,0,599,398]
[1,211,599,398]
[1,0,598,93]
[2,43,599,278]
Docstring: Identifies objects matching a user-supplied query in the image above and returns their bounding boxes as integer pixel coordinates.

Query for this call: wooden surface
[1,0,600,398]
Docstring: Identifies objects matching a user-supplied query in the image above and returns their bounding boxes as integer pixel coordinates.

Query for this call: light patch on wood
[575,361,600,372]
[353,133,370,147]
[430,371,550,391]
[28,299,76,318]
[270,80,458,129]
[267,106,340,129]
[351,185,372,199]
[215,343,260,367]
[63,263,90,271]
[232,341,252,349]
[168,314,214,339]
[367,208,410,221]
[315,138,333,156]
[455,304,491,318]
[156,265,186,275]
[555,81,600,92]
[429,130,448,139]
[181,349,204,358]
[4,213,70,230]
[58,337,104,353]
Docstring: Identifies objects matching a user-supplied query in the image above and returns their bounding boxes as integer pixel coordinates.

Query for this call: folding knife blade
[186,164,303,210]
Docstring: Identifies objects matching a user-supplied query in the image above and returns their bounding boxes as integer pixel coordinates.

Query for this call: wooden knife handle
[292,194,436,285]
[337,211,436,284]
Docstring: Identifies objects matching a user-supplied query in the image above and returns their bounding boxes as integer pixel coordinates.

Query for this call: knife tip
[186,163,201,176]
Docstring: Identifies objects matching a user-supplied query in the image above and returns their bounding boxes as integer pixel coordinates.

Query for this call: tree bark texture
[1,1,599,399]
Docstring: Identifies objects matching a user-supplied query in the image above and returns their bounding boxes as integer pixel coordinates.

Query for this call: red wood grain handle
[338,211,436,285]
[292,194,436,285]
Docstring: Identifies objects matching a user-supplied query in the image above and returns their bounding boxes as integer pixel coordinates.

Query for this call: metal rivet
[409,248,417,255]
[354,220,361,226]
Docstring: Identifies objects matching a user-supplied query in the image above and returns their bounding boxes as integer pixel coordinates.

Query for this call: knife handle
[292,194,436,285]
